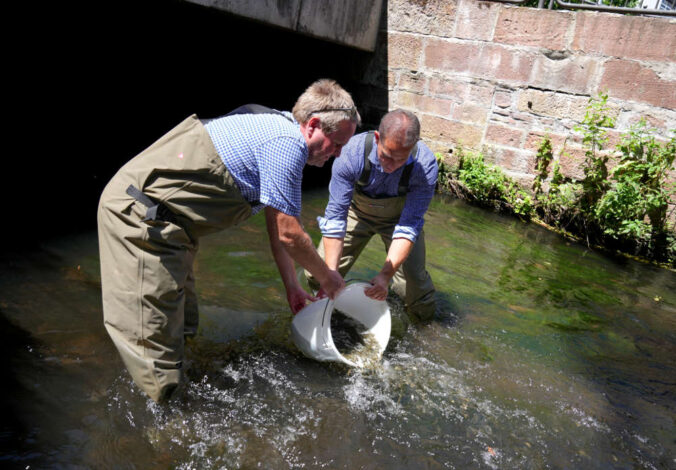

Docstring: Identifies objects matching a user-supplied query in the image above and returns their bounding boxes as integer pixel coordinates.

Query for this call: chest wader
[308,132,435,322]
[97,106,287,402]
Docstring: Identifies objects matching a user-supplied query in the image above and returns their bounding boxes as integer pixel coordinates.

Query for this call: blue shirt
[318,132,438,242]
[204,111,307,217]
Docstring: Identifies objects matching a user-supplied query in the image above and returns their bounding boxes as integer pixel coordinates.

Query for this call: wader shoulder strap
[225,103,293,123]
[356,132,419,196]
[397,141,419,196]
[356,131,375,189]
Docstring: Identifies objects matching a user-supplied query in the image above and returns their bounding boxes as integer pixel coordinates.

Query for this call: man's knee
[406,289,436,323]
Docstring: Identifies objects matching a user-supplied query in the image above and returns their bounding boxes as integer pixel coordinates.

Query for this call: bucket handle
[320,298,335,328]
[319,278,372,328]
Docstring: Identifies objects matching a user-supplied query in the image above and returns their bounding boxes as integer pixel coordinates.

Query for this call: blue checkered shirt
[204,111,307,217]
[318,132,438,243]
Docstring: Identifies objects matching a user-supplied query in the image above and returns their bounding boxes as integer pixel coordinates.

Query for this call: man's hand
[319,269,345,300]
[364,272,389,301]
[286,285,318,315]
[363,238,414,302]
[265,206,343,307]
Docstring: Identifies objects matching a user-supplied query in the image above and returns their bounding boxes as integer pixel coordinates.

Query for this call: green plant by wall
[435,152,455,192]
[458,152,509,203]
[436,149,534,219]
[594,121,676,259]
[532,135,554,197]
[575,92,616,215]
[435,92,675,267]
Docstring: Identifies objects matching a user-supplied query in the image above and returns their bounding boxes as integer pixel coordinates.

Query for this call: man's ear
[374,130,380,145]
[306,116,321,137]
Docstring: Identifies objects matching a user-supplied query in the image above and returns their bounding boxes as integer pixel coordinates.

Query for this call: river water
[1,190,674,469]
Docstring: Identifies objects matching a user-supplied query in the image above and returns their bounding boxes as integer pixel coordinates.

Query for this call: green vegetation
[437,148,534,219]
[436,93,676,267]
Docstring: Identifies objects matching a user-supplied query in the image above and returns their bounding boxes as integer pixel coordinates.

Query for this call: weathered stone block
[495,147,535,174]
[494,90,513,108]
[388,70,398,90]
[556,147,587,181]
[429,77,495,106]
[485,124,524,147]
[424,40,535,84]
[573,12,676,63]
[531,53,601,95]
[517,90,591,121]
[421,115,483,149]
[387,0,457,36]
[388,33,423,70]
[481,44,535,83]
[398,72,427,93]
[452,103,489,125]
[395,91,452,116]
[424,39,479,74]
[494,6,573,51]
[454,0,500,41]
[600,60,676,110]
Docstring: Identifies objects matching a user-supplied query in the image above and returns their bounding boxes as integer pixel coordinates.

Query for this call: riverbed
[1,190,674,469]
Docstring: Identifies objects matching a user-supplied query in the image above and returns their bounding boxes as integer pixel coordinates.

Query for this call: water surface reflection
[1,190,674,469]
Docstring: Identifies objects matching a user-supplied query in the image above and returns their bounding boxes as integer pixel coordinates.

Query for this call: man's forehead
[329,120,356,144]
[381,137,414,156]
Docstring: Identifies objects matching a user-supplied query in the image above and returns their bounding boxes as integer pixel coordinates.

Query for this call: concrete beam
[184,0,383,51]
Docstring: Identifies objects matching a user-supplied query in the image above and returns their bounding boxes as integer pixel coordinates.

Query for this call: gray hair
[378,109,420,147]
[292,79,361,133]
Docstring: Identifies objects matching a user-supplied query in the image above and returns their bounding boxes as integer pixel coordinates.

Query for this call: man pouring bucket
[98,79,360,402]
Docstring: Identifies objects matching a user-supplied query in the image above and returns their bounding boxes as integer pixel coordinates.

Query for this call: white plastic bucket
[291,281,391,367]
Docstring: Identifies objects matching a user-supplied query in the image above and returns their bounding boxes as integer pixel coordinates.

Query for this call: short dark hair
[378,109,420,147]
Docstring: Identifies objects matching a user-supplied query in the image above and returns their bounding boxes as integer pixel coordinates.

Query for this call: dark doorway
[6,0,388,249]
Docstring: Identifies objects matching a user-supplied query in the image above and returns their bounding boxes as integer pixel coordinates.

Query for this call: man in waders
[98,79,360,402]
[306,109,437,321]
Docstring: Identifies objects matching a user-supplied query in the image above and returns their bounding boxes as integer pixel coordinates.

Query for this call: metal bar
[479,0,676,15]
[477,0,532,4]
[553,0,676,15]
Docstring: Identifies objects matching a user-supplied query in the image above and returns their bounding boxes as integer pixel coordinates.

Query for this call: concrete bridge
[185,0,384,51]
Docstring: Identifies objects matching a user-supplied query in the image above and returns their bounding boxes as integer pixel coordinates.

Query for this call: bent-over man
[307,109,437,321]
[98,79,360,402]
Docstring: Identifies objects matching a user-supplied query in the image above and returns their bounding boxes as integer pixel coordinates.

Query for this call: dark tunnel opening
[6,0,388,250]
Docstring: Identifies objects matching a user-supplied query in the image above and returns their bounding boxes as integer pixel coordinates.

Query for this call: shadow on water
[0,240,125,469]
[0,311,41,463]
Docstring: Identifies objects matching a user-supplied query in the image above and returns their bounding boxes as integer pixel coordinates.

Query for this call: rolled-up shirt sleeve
[317,136,363,238]
[393,146,438,242]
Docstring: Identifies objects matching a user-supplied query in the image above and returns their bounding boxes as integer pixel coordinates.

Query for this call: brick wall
[366,0,676,188]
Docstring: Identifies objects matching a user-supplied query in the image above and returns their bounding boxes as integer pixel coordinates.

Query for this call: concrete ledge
[185,0,383,51]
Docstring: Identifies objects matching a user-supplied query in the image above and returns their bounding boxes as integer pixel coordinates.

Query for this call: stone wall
[369,0,676,188]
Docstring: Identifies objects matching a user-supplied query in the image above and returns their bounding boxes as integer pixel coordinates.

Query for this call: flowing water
[1,189,674,469]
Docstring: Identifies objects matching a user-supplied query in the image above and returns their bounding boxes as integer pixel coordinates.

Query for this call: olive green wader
[308,189,436,321]
[97,115,252,402]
